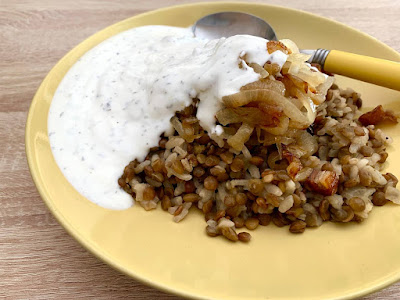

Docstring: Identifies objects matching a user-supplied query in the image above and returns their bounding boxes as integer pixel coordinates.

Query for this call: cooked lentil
[238,232,252,242]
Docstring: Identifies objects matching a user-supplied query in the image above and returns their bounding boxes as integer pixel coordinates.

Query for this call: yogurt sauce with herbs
[48,25,288,209]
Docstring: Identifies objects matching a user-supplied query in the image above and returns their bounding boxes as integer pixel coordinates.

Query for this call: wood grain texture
[1,0,399,299]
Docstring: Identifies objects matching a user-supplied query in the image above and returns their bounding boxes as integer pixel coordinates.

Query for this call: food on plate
[48,25,399,242]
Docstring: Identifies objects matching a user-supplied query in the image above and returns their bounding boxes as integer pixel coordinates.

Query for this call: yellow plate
[26,2,400,299]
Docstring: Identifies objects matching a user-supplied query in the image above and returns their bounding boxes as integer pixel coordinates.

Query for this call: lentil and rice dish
[117,40,400,243]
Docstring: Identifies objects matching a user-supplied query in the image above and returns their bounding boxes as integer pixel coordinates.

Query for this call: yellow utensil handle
[324,50,400,91]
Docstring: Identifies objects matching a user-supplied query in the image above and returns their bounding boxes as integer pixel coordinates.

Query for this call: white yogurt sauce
[48,25,288,209]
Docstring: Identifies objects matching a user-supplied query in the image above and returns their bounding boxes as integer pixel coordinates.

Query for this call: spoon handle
[317,49,400,91]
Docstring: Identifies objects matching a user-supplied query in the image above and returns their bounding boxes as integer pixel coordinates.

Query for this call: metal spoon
[193,12,278,41]
[193,12,400,91]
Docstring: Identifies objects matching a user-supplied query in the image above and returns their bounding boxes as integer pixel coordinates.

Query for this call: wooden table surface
[1,0,400,299]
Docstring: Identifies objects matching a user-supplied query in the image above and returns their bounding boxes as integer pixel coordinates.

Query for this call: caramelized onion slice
[227,123,254,151]
[240,79,286,95]
[293,88,317,123]
[216,107,280,127]
[222,89,311,127]
[261,116,289,136]
[296,131,318,157]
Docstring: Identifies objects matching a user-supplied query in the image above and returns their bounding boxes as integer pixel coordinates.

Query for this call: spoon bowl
[193,12,277,41]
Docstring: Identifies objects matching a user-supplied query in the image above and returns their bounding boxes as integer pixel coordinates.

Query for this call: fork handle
[312,49,400,91]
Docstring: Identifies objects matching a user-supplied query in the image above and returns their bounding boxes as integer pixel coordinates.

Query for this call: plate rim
[25,2,400,299]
